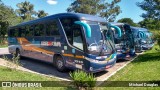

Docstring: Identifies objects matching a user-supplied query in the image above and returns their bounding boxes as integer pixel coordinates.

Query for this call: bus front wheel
[55,56,66,72]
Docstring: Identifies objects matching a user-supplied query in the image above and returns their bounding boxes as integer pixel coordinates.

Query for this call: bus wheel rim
[57,60,63,69]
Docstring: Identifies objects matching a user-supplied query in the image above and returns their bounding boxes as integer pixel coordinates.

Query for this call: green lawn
[101,45,160,90]
[0,66,73,90]
[0,44,8,48]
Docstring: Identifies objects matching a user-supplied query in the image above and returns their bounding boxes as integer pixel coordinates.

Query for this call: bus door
[60,17,86,70]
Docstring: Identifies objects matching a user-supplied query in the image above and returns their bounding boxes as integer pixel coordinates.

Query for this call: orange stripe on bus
[63,54,74,57]
[63,54,84,59]
[75,55,84,59]
[17,38,54,55]
[17,38,84,59]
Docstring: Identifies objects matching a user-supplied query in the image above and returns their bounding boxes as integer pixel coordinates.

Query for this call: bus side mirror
[138,31,146,39]
[74,21,91,38]
[110,25,122,38]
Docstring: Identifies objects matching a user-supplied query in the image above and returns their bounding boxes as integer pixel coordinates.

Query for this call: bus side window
[10,29,18,37]
[73,27,83,50]
[26,26,33,37]
[9,29,14,37]
[19,26,26,37]
[60,18,74,44]
[60,18,84,50]
[46,20,60,36]
[34,24,45,36]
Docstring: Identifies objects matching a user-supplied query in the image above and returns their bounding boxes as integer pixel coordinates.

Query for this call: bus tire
[15,48,21,59]
[55,56,66,72]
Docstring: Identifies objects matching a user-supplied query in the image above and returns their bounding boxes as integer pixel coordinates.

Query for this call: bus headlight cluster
[85,57,99,63]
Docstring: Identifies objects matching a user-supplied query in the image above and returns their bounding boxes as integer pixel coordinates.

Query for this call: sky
[2,0,145,23]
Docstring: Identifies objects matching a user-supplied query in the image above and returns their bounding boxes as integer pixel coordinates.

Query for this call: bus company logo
[2,82,11,87]
[41,41,61,47]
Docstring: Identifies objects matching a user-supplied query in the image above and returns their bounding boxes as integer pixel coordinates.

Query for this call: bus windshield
[141,30,153,44]
[85,21,115,55]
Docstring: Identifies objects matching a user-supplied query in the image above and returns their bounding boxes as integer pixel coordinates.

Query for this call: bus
[109,23,136,60]
[8,13,120,73]
[131,27,154,52]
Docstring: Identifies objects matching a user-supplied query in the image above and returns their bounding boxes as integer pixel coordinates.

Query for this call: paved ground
[0,48,140,83]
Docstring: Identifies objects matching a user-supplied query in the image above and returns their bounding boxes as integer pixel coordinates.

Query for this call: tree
[67,0,121,22]
[37,10,48,18]
[137,0,160,30]
[67,0,104,15]
[118,18,139,26]
[100,0,121,22]
[16,1,36,21]
[0,1,21,44]
[137,0,160,47]
[138,19,160,29]
[137,0,160,20]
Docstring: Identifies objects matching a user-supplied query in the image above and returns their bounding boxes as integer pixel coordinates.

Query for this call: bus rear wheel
[55,56,66,72]
[15,49,22,59]
[15,49,20,57]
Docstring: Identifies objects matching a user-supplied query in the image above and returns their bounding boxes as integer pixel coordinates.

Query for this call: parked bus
[109,23,136,60]
[8,13,121,73]
[131,27,154,52]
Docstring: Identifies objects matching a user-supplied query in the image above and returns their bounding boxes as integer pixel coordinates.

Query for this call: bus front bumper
[142,43,154,50]
[85,54,117,73]
[117,49,136,60]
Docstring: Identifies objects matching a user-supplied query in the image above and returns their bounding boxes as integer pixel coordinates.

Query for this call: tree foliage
[100,0,121,22]
[118,18,139,27]
[16,1,48,21]
[137,0,160,30]
[0,1,21,39]
[137,0,160,20]
[0,0,48,41]
[67,0,121,22]
[138,19,160,30]
[67,0,103,15]
[37,10,48,18]
[16,1,36,21]
[137,0,160,47]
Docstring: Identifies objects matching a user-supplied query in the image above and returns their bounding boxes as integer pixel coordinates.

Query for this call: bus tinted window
[19,27,26,37]
[34,24,45,36]
[60,18,83,50]
[73,28,83,50]
[10,29,18,37]
[26,25,33,37]
[9,29,14,37]
[46,20,60,36]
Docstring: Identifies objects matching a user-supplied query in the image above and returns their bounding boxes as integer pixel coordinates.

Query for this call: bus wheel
[15,49,21,59]
[55,56,66,72]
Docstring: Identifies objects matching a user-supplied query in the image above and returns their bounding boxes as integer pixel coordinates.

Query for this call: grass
[0,44,8,48]
[0,38,8,48]
[100,45,160,90]
[0,66,73,90]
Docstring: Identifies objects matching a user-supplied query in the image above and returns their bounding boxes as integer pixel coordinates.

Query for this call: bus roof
[12,13,107,28]
[109,22,131,27]
[131,26,148,31]
[109,22,125,26]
